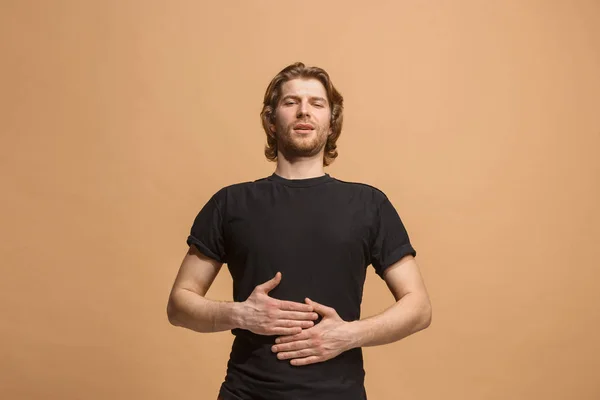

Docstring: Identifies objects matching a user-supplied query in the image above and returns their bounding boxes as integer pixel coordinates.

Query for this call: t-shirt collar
[267,172,333,188]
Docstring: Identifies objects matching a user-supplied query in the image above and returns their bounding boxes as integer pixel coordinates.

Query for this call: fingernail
[272,346,277,352]
[275,338,280,344]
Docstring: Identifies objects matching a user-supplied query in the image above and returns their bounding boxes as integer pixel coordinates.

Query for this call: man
[167,62,432,400]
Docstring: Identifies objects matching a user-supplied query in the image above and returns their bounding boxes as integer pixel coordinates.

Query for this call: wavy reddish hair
[260,62,344,166]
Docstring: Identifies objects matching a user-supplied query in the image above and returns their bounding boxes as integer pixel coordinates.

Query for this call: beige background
[2,1,599,399]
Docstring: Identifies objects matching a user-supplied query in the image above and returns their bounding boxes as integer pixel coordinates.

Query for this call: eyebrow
[280,95,328,103]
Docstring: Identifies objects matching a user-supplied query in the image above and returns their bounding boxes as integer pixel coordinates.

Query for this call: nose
[296,100,309,118]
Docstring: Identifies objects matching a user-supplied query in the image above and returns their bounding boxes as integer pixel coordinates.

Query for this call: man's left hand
[271,298,356,366]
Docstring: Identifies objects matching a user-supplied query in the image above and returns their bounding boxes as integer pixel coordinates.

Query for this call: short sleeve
[186,191,227,263]
[370,196,416,278]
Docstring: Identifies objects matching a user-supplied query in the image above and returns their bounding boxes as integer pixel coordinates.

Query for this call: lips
[293,123,314,130]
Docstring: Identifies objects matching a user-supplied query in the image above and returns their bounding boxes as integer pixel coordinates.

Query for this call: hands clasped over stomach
[241,272,354,366]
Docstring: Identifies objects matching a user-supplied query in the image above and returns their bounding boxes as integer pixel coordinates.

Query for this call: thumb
[257,272,282,294]
[305,298,335,317]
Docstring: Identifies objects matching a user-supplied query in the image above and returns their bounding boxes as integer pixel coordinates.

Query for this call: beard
[275,121,329,160]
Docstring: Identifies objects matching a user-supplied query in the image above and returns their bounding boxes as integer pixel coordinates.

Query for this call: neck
[274,151,325,180]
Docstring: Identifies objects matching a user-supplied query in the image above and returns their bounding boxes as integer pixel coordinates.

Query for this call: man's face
[270,78,332,160]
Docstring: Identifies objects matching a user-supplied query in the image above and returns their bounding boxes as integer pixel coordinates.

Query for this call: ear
[268,111,277,133]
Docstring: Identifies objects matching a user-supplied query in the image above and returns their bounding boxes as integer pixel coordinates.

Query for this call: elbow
[412,295,432,332]
[166,294,181,326]
[419,299,432,330]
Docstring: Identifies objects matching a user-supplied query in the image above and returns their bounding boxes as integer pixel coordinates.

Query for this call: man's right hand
[238,272,319,336]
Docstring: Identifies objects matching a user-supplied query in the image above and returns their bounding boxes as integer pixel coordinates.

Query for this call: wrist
[346,319,370,349]
[230,301,247,330]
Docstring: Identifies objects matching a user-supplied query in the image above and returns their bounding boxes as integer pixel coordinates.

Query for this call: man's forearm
[167,288,243,333]
[348,292,431,348]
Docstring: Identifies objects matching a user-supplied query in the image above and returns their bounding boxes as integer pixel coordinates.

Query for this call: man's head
[261,62,344,166]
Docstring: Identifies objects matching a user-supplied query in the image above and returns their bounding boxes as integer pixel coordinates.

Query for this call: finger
[279,311,319,321]
[269,326,302,336]
[271,339,311,353]
[275,331,309,344]
[290,355,321,366]
[275,319,314,329]
[305,298,335,317]
[256,272,281,293]
[276,348,315,360]
[278,299,314,313]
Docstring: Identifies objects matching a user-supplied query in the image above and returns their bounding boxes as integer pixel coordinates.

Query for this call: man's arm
[167,245,318,334]
[347,254,431,347]
[271,255,431,365]
[167,245,238,332]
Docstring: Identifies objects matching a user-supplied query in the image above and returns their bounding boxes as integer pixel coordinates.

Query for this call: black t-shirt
[187,173,416,400]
